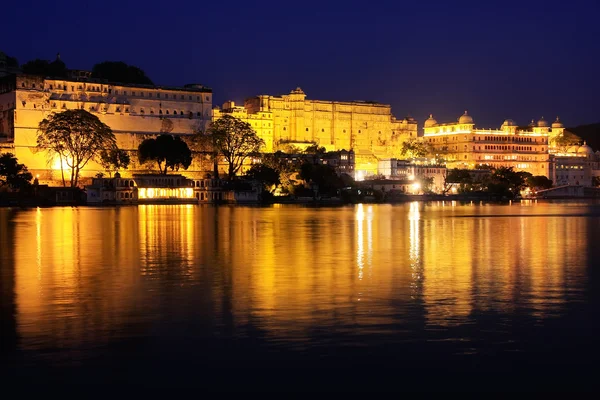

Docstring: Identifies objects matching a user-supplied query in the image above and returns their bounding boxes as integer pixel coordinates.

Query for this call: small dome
[424,114,437,128]
[458,111,474,124]
[578,142,594,155]
[502,119,516,127]
[552,116,564,129]
[537,117,549,127]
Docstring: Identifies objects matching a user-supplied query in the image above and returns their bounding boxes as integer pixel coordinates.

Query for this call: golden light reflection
[6,204,591,349]
[408,202,421,297]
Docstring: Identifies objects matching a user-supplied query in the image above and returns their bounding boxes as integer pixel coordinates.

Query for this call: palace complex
[214,87,418,175]
[423,112,558,177]
[0,73,212,182]
[0,53,594,188]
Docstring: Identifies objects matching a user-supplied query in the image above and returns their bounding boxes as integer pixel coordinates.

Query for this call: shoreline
[2,194,600,208]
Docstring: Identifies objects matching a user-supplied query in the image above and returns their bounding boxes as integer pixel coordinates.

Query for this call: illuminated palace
[423,112,555,177]
[0,73,213,182]
[214,87,418,175]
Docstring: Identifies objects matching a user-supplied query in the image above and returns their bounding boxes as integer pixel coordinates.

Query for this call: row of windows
[483,136,539,143]
[484,145,535,151]
[21,82,211,102]
[47,102,208,117]
[483,155,537,161]
[557,165,585,169]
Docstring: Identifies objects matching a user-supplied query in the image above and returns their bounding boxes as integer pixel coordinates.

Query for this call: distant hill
[566,123,600,151]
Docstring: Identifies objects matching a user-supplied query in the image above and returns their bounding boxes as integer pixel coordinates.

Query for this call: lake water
[0,202,597,391]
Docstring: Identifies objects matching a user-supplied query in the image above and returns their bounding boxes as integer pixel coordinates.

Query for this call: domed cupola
[552,116,564,129]
[424,114,437,128]
[577,142,594,156]
[537,117,549,128]
[502,119,516,127]
[458,110,474,124]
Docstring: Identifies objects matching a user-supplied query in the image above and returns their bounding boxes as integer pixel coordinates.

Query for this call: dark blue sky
[3,0,599,128]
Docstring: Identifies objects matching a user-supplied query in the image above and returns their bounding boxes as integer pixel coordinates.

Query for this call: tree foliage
[304,144,327,155]
[21,57,68,78]
[299,163,345,197]
[245,164,280,191]
[0,153,32,191]
[99,148,130,177]
[37,109,116,187]
[204,115,264,179]
[553,131,582,152]
[526,175,553,190]
[485,167,532,199]
[138,134,192,174]
[92,61,153,85]
[400,139,431,159]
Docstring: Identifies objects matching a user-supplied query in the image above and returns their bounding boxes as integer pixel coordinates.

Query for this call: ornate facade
[423,112,553,177]
[238,88,417,175]
[0,74,212,182]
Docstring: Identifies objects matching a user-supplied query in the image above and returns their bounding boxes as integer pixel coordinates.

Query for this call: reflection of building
[242,88,417,167]
[424,112,551,177]
[378,159,447,193]
[0,73,213,182]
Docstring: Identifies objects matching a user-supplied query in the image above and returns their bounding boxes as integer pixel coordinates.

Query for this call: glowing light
[138,187,195,200]
[411,182,421,193]
[408,174,415,181]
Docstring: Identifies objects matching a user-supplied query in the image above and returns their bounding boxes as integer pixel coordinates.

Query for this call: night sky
[3,0,599,129]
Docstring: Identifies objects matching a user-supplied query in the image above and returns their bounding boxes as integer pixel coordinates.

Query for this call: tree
[526,175,553,190]
[421,176,434,194]
[553,131,581,152]
[138,134,192,174]
[299,163,343,197]
[443,169,474,194]
[37,109,116,187]
[486,167,531,199]
[304,144,326,155]
[204,115,264,179]
[21,57,68,78]
[400,139,431,159]
[245,164,280,191]
[0,153,32,191]
[92,61,153,85]
[99,148,130,177]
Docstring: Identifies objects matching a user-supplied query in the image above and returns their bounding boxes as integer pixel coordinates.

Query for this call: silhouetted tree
[304,144,326,155]
[245,164,280,191]
[138,134,192,174]
[21,56,68,78]
[37,110,116,187]
[400,139,432,159]
[99,148,130,178]
[203,115,264,179]
[0,153,32,191]
[92,61,153,85]
[526,175,553,190]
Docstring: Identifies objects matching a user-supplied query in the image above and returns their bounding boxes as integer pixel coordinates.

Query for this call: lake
[0,202,597,391]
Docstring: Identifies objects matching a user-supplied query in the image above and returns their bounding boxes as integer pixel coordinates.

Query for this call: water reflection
[0,203,593,363]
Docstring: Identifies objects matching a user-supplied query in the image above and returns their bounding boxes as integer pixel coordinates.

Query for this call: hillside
[566,123,600,151]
